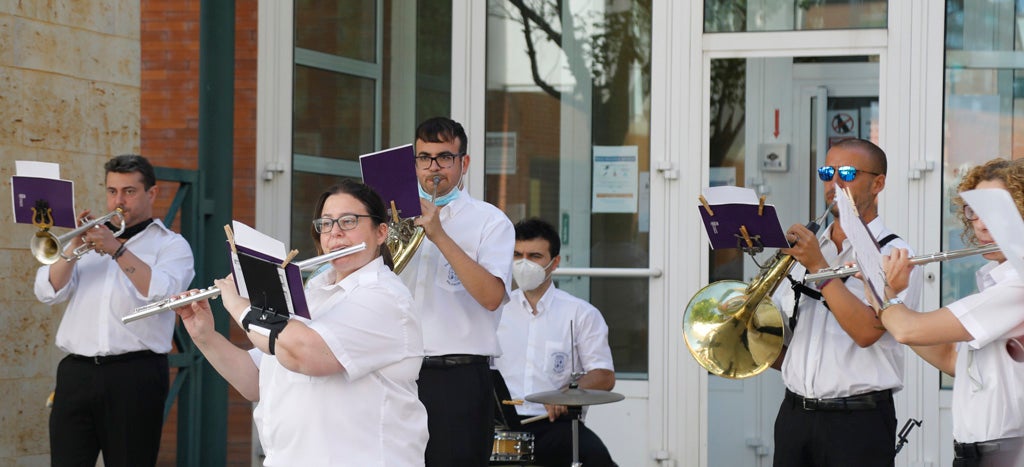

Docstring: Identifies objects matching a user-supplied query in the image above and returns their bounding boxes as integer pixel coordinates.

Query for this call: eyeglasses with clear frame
[963,205,979,222]
[415,152,463,170]
[817,165,880,182]
[312,214,374,234]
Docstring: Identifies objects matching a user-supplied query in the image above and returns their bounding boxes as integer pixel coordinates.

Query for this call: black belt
[68,350,161,365]
[422,354,490,368]
[954,437,1022,459]
[785,389,891,411]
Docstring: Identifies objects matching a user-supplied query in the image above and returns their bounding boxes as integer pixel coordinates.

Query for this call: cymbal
[525,387,625,406]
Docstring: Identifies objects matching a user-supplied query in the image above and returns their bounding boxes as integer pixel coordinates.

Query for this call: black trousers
[418,361,494,467]
[520,414,617,467]
[773,390,896,467]
[49,352,168,467]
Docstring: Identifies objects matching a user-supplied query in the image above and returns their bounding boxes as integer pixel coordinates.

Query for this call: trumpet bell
[683,280,785,379]
[31,231,61,265]
[387,218,425,275]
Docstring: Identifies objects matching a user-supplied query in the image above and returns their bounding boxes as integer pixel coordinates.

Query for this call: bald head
[831,139,887,175]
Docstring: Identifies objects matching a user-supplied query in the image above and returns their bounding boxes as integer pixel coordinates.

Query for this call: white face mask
[512,258,553,291]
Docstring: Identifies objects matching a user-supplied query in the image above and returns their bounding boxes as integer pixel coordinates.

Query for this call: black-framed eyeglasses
[963,205,979,222]
[415,152,463,170]
[817,165,880,182]
[312,214,374,233]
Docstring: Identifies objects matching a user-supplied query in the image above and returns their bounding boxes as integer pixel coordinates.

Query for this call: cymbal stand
[570,402,583,467]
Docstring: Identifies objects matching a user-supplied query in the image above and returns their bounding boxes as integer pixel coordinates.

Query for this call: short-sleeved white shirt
[249,257,428,466]
[772,217,923,398]
[399,193,515,356]
[494,286,614,417]
[34,219,195,355]
[945,260,1024,443]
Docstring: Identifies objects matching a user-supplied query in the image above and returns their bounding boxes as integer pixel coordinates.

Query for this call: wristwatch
[880,296,903,312]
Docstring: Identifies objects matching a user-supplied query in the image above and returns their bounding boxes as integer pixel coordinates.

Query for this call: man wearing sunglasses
[769,138,924,466]
[401,117,516,466]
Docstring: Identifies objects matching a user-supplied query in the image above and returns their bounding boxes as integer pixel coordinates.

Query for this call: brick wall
[140,1,257,465]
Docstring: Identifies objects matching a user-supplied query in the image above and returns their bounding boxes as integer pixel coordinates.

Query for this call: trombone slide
[803,244,1000,282]
[122,242,367,324]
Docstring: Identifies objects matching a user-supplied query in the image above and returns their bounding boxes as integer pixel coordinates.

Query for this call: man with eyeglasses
[400,117,515,466]
[768,138,924,466]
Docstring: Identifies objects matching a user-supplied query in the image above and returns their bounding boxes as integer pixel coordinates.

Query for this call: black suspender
[788,233,901,331]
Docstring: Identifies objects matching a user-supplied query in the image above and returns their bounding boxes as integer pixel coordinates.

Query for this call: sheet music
[16,160,61,179]
[960,188,1024,277]
[697,186,788,249]
[11,160,76,228]
[835,187,886,307]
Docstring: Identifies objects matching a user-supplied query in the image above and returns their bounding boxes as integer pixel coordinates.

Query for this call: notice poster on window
[592,145,638,213]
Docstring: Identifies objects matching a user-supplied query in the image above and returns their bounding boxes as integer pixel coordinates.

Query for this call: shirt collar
[311,255,385,291]
[513,285,555,316]
[980,259,1020,284]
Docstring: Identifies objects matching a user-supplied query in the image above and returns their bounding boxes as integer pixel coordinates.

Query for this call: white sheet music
[960,188,1024,277]
[835,188,886,307]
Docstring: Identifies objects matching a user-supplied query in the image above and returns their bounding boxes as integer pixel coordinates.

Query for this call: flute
[803,244,1000,282]
[122,242,367,324]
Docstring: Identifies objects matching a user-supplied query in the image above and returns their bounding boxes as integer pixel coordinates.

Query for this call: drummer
[494,218,617,467]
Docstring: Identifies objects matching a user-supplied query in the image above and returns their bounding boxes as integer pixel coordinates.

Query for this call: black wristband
[111,243,127,261]
[242,309,289,355]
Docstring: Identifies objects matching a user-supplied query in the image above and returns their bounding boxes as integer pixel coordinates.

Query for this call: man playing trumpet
[33,154,195,467]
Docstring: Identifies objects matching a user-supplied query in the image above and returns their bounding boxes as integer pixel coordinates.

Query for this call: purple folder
[232,243,310,319]
[698,204,788,250]
[359,144,421,220]
[12,176,76,228]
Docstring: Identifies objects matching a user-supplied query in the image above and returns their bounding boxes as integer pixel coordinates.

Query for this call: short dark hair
[415,117,468,154]
[104,154,156,189]
[832,138,888,175]
[309,179,394,270]
[514,218,561,258]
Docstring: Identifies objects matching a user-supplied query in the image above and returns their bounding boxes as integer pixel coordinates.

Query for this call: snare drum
[491,430,535,462]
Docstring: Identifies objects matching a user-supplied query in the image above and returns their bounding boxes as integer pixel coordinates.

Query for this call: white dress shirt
[494,286,614,417]
[34,219,194,356]
[946,260,1024,442]
[772,217,923,398]
[399,193,515,356]
[250,257,428,466]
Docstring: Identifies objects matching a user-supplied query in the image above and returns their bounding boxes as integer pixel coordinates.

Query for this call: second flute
[803,243,1000,282]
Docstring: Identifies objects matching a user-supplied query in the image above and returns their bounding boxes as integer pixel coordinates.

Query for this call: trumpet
[803,244,1000,282]
[31,209,126,264]
[122,242,367,324]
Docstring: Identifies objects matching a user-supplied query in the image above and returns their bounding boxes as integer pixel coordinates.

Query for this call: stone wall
[0,2,141,465]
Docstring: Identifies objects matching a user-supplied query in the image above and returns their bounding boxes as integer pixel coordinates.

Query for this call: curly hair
[953,158,1024,245]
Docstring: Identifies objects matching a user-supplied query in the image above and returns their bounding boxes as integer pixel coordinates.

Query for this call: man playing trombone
[33,155,195,467]
[769,139,923,466]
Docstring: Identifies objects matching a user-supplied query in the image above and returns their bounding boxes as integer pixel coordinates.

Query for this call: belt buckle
[93,356,101,365]
[802,397,815,410]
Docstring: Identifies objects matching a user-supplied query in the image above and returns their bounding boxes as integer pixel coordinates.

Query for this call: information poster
[592,145,638,213]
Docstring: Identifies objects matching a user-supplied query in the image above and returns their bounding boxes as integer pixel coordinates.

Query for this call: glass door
[704,55,879,466]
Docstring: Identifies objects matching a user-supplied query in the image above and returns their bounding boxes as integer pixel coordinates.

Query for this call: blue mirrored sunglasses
[817,165,880,182]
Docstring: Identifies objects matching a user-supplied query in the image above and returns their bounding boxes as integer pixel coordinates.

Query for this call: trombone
[803,243,1000,282]
[122,242,367,324]
[31,209,126,264]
